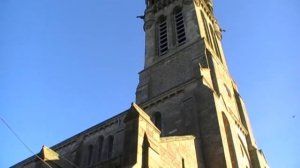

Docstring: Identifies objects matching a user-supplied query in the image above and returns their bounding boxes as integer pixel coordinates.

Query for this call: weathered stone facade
[12,0,269,168]
[12,104,198,168]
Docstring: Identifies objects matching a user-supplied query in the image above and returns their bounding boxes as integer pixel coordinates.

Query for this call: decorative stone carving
[144,20,155,31]
[214,22,222,40]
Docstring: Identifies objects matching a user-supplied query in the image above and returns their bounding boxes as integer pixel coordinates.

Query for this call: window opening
[154,112,162,130]
[174,9,186,46]
[207,50,220,95]
[98,136,104,161]
[182,158,185,168]
[209,24,222,62]
[142,135,150,168]
[87,145,94,165]
[158,16,168,56]
[222,113,238,168]
[108,136,114,159]
[201,12,213,48]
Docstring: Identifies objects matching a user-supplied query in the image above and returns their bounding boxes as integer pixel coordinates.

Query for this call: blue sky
[0,0,299,167]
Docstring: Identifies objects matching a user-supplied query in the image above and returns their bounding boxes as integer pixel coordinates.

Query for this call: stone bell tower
[136,0,269,167]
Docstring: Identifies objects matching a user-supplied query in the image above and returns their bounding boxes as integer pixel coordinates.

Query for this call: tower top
[145,0,213,12]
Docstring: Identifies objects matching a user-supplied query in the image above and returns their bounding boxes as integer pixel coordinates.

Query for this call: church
[12,0,269,167]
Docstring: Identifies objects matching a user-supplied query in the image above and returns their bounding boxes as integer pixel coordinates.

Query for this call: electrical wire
[0,115,53,168]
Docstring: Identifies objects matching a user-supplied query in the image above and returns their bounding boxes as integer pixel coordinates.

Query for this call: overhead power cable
[0,115,53,168]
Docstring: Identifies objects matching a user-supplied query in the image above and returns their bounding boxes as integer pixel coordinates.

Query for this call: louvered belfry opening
[174,8,186,46]
[158,16,168,56]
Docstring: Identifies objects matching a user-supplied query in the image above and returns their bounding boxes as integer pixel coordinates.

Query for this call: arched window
[107,135,114,159]
[158,16,168,56]
[209,24,222,62]
[142,135,150,168]
[97,136,104,161]
[181,158,185,168]
[201,12,213,48]
[174,7,186,46]
[222,113,238,168]
[154,112,162,130]
[87,145,94,166]
[206,50,220,95]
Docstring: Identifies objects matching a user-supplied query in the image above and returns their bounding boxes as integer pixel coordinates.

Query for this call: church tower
[11,1,270,168]
[136,0,269,167]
